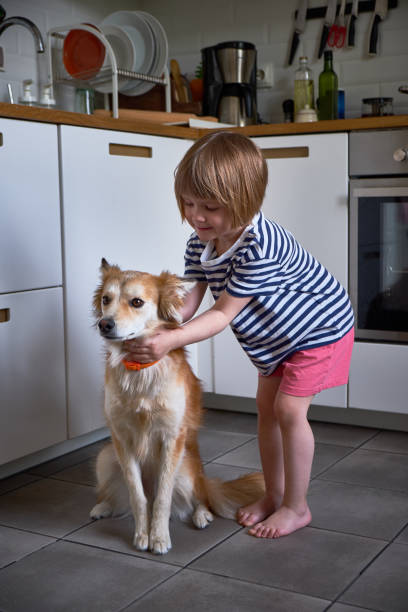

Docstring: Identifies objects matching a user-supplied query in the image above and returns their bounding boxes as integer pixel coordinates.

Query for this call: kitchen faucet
[0,16,45,53]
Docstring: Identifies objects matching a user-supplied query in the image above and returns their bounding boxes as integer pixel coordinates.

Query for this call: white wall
[137,0,408,122]
[0,0,140,109]
[1,0,407,121]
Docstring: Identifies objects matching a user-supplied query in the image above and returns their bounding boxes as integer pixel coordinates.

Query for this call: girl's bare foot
[237,495,278,527]
[248,504,311,538]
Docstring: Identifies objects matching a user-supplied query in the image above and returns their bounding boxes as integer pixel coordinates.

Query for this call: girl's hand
[123,329,176,363]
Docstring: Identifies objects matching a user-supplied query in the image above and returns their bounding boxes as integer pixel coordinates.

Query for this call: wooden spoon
[170,59,187,103]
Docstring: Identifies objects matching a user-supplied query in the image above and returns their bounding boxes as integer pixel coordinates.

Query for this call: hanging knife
[288,0,308,65]
[369,0,388,56]
[347,0,359,48]
[318,0,337,59]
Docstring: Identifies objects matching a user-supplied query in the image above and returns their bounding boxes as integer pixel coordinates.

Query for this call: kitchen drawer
[0,118,62,293]
[0,288,67,464]
[349,341,408,414]
[350,129,408,176]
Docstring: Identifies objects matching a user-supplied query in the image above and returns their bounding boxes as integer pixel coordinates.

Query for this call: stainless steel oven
[350,130,408,343]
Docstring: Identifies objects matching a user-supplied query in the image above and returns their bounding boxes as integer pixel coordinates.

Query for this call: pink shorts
[261,328,354,397]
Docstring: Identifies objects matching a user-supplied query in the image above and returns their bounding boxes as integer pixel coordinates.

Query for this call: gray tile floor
[0,409,408,612]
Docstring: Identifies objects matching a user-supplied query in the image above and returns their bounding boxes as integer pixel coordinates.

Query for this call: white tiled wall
[1,0,407,121]
[0,0,140,109]
[137,0,408,122]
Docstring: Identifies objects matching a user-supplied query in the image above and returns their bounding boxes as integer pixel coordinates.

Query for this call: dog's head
[93,258,195,342]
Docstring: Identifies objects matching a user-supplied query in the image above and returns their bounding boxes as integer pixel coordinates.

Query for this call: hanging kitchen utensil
[318,0,337,58]
[327,0,346,49]
[347,0,359,48]
[369,0,388,56]
[170,58,188,103]
[288,0,308,65]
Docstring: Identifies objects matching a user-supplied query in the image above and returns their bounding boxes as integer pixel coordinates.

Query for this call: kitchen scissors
[327,0,346,48]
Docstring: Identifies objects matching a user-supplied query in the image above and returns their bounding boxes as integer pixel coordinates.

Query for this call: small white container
[295,104,318,122]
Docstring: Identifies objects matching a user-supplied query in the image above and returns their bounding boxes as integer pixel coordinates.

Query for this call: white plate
[95,24,135,93]
[122,12,168,97]
[100,11,155,95]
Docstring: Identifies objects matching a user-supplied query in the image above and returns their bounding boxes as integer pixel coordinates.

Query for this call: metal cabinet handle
[261,146,309,159]
[109,143,152,158]
[0,308,10,323]
[0,132,3,147]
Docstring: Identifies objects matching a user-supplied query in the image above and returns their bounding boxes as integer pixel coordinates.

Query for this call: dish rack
[47,23,171,117]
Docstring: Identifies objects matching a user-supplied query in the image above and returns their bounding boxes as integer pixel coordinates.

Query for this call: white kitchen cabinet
[349,342,408,414]
[0,118,66,467]
[0,288,67,464]
[0,118,62,293]
[59,126,193,437]
[213,133,349,409]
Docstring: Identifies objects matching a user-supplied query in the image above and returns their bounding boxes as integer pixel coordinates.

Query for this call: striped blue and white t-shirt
[184,211,354,376]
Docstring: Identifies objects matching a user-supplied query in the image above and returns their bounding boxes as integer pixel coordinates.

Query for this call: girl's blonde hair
[174,132,268,228]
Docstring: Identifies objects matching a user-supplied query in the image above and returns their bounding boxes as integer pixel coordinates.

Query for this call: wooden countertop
[1,102,408,139]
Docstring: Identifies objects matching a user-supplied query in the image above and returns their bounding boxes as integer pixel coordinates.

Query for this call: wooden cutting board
[94,109,218,124]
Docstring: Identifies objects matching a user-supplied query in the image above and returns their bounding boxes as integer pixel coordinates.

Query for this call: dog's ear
[157,272,196,324]
[101,257,110,272]
[100,258,121,278]
[93,259,120,318]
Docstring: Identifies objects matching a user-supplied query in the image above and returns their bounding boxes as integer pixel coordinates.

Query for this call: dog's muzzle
[98,317,116,337]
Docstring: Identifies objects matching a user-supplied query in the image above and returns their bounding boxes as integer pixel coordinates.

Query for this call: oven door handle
[352,187,408,197]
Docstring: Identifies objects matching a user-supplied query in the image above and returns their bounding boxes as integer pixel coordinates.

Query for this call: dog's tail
[205,472,265,520]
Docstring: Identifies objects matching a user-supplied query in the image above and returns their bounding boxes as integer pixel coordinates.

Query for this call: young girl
[125,131,354,539]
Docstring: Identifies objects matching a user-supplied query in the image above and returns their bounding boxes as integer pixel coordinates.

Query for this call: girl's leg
[248,390,314,538]
[237,375,285,526]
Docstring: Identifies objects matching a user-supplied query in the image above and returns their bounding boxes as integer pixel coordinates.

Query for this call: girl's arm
[125,290,252,362]
[180,281,207,322]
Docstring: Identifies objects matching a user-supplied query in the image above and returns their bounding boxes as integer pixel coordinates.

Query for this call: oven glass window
[358,196,408,333]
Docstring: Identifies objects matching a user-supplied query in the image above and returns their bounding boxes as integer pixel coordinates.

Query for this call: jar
[361,97,393,117]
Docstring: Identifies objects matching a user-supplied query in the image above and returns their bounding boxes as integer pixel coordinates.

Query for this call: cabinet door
[349,342,408,414]
[213,133,349,408]
[60,126,192,437]
[0,119,62,293]
[0,288,67,464]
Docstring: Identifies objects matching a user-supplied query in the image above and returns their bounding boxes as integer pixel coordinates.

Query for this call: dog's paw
[149,530,172,555]
[193,505,214,529]
[133,532,149,551]
[90,502,113,520]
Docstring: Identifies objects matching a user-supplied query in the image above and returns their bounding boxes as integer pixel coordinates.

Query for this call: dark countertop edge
[1,102,408,139]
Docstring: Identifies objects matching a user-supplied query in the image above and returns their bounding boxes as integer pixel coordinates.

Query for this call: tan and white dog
[90,259,264,554]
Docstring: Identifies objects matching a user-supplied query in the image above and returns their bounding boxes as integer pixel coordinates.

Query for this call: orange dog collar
[122,359,160,371]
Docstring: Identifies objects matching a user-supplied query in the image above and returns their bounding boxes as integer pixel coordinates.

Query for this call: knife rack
[295,0,398,21]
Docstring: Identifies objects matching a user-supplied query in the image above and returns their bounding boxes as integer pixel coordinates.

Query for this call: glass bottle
[294,56,315,120]
[318,50,338,120]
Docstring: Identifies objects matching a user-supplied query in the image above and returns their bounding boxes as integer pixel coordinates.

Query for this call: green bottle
[318,50,338,120]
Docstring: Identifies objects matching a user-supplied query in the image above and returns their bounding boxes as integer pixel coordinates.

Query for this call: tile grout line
[0,475,45,497]
[61,535,183,568]
[323,537,391,609]
[310,427,406,481]
[204,435,258,463]
[311,474,408,495]
[324,515,408,611]
[183,563,334,604]
[117,566,186,612]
